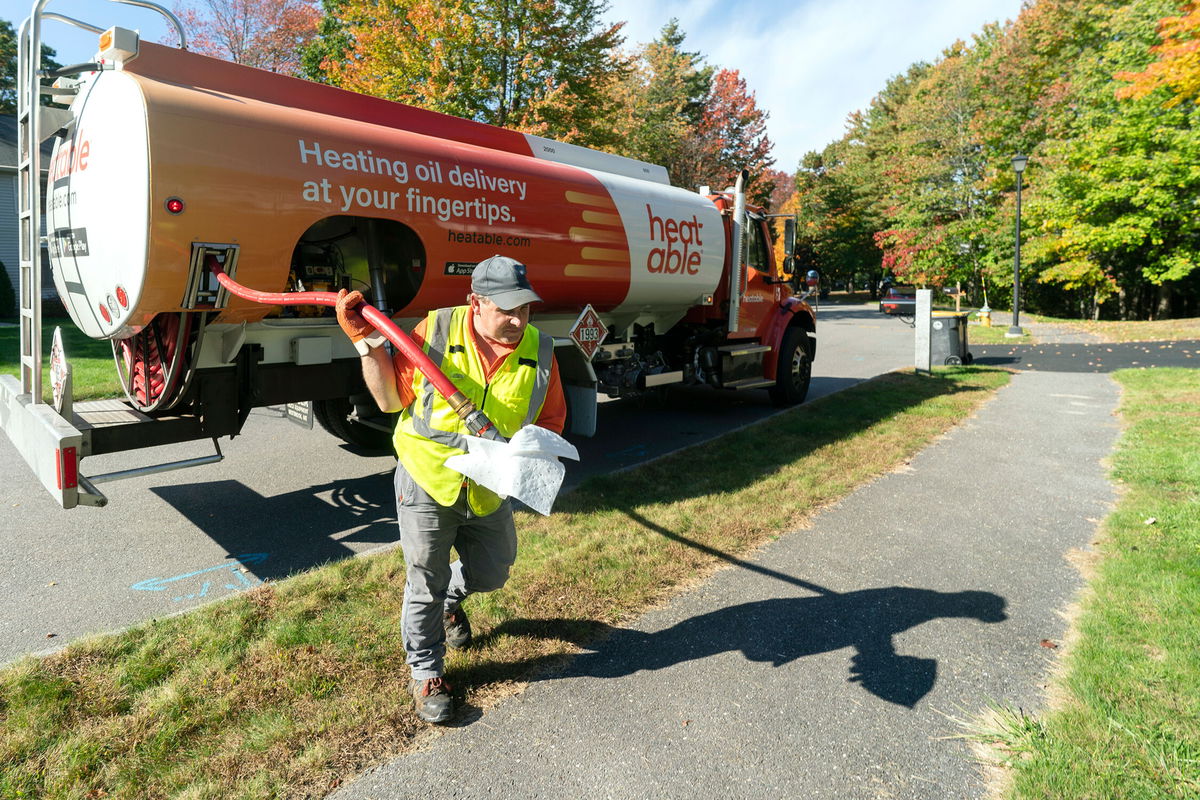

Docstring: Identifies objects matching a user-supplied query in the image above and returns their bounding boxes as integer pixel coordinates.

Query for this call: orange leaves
[1115,1,1200,107]
[168,0,320,75]
[683,68,775,204]
[317,0,625,147]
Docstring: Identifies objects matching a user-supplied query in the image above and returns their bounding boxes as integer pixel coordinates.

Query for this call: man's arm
[360,346,405,413]
[534,356,566,434]
[336,288,408,414]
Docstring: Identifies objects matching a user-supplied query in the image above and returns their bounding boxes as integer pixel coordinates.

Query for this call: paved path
[973,339,1200,373]
[336,363,1128,798]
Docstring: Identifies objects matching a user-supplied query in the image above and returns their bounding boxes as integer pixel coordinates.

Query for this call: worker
[335,255,566,724]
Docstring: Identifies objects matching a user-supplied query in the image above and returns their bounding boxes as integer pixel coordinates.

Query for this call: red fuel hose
[204,256,497,438]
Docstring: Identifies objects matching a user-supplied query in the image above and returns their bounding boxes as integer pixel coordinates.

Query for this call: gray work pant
[395,464,517,680]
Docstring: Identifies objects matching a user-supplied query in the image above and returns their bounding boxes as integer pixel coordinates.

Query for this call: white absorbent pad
[444,425,581,516]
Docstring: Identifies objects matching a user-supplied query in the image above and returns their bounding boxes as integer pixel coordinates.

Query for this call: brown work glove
[336,289,385,355]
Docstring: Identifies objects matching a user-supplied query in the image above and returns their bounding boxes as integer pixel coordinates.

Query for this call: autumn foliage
[1115,1,1200,106]
[169,0,319,75]
[311,0,626,147]
[794,0,1200,320]
[150,0,1199,320]
[679,69,775,203]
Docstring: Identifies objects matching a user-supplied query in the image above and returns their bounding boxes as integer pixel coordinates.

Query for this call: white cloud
[603,0,1024,170]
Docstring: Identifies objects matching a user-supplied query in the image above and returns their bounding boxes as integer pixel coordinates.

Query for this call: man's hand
[336,289,386,355]
[335,289,373,341]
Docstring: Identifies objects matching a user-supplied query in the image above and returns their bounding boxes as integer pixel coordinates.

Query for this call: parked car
[879,286,916,317]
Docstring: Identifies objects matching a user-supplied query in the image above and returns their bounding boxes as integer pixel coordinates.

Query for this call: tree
[676,68,775,204]
[0,19,62,114]
[774,0,1200,319]
[873,40,995,292]
[1116,1,1200,107]
[793,142,884,291]
[316,0,489,120]
[167,0,320,75]
[789,63,929,297]
[607,20,712,177]
[298,0,351,83]
[314,0,627,147]
[765,167,792,213]
[1029,0,1200,319]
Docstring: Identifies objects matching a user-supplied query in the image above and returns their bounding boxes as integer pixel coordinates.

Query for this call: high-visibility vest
[394,305,554,514]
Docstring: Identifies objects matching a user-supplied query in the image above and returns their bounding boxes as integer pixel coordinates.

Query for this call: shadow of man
[522,587,1005,709]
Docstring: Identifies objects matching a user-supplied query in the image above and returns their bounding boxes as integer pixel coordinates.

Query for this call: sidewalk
[335,368,1123,799]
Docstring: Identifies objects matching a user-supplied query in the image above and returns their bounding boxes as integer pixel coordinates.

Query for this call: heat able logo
[645,204,704,275]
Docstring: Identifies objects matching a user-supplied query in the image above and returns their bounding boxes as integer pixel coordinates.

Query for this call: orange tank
[48,41,726,341]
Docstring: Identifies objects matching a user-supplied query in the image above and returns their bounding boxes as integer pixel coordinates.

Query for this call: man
[335,255,565,724]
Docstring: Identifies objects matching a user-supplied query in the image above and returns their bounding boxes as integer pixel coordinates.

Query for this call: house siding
[0,170,18,300]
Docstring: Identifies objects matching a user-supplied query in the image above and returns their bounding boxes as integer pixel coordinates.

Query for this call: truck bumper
[0,375,101,509]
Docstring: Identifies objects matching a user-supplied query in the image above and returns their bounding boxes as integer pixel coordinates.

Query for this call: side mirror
[784,218,796,260]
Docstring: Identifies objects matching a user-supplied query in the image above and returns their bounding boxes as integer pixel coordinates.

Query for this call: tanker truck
[1,7,818,509]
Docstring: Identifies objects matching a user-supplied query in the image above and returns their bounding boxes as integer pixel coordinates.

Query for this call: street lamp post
[1008,153,1029,337]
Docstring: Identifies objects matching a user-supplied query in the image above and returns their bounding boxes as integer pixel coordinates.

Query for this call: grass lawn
[0,366,1009,799]
[1034,316,1200,343]
[972,368,1200,798]
[0,319,124,401]
[968,322,1032,345]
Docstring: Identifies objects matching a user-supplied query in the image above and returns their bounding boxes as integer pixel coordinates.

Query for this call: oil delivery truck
[1,4,818,509]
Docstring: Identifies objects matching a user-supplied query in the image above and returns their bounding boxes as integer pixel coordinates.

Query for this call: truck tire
[770,327,812,407]
[313,397,395,454]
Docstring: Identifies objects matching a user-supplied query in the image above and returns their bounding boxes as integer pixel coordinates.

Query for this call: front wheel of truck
[769,327,812,407]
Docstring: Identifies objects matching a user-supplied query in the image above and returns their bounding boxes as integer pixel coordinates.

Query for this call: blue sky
[603,0,1027,169]
[5,0,1025,170]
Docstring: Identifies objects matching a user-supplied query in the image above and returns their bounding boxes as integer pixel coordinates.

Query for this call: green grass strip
[0,321,124,401]
[980,369,1200,799]
[0,367,1009,799]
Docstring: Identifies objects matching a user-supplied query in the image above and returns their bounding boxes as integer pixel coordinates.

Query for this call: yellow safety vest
[394,305,554,514]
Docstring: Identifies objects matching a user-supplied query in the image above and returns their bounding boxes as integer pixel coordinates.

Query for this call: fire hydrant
[977,305,992,327]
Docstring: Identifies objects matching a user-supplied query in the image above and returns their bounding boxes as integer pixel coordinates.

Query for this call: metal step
[723,378,774,390]
[718,343,772,358]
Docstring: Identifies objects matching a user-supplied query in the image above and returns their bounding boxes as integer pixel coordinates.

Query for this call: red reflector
[116,286,128,308]
[56,447,78,490]
[98,302,111,323]
[165,197,185,214]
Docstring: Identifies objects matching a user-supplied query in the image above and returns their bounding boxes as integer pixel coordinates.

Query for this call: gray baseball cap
[471,255,543,309]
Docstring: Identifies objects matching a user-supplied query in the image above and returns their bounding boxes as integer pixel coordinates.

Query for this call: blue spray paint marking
[130,554,268,602]
[224,568,253,591]
[609,444,647,459]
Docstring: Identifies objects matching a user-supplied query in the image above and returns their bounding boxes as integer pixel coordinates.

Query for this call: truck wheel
[314,398,395,454]
[770,327,812,407]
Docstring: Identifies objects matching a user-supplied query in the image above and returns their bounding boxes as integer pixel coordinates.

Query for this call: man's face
[471,295,531,344]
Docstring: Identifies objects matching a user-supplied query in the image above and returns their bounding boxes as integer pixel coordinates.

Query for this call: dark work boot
[409,677,454,724]
[445,607,473,649]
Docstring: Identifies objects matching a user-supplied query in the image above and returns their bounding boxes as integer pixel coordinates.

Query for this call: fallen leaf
[46,633,57,639]
[1144,517,1157,525]
[1040,639,1057,649]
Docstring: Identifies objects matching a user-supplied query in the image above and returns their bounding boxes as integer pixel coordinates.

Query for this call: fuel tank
[47,42,727,340]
